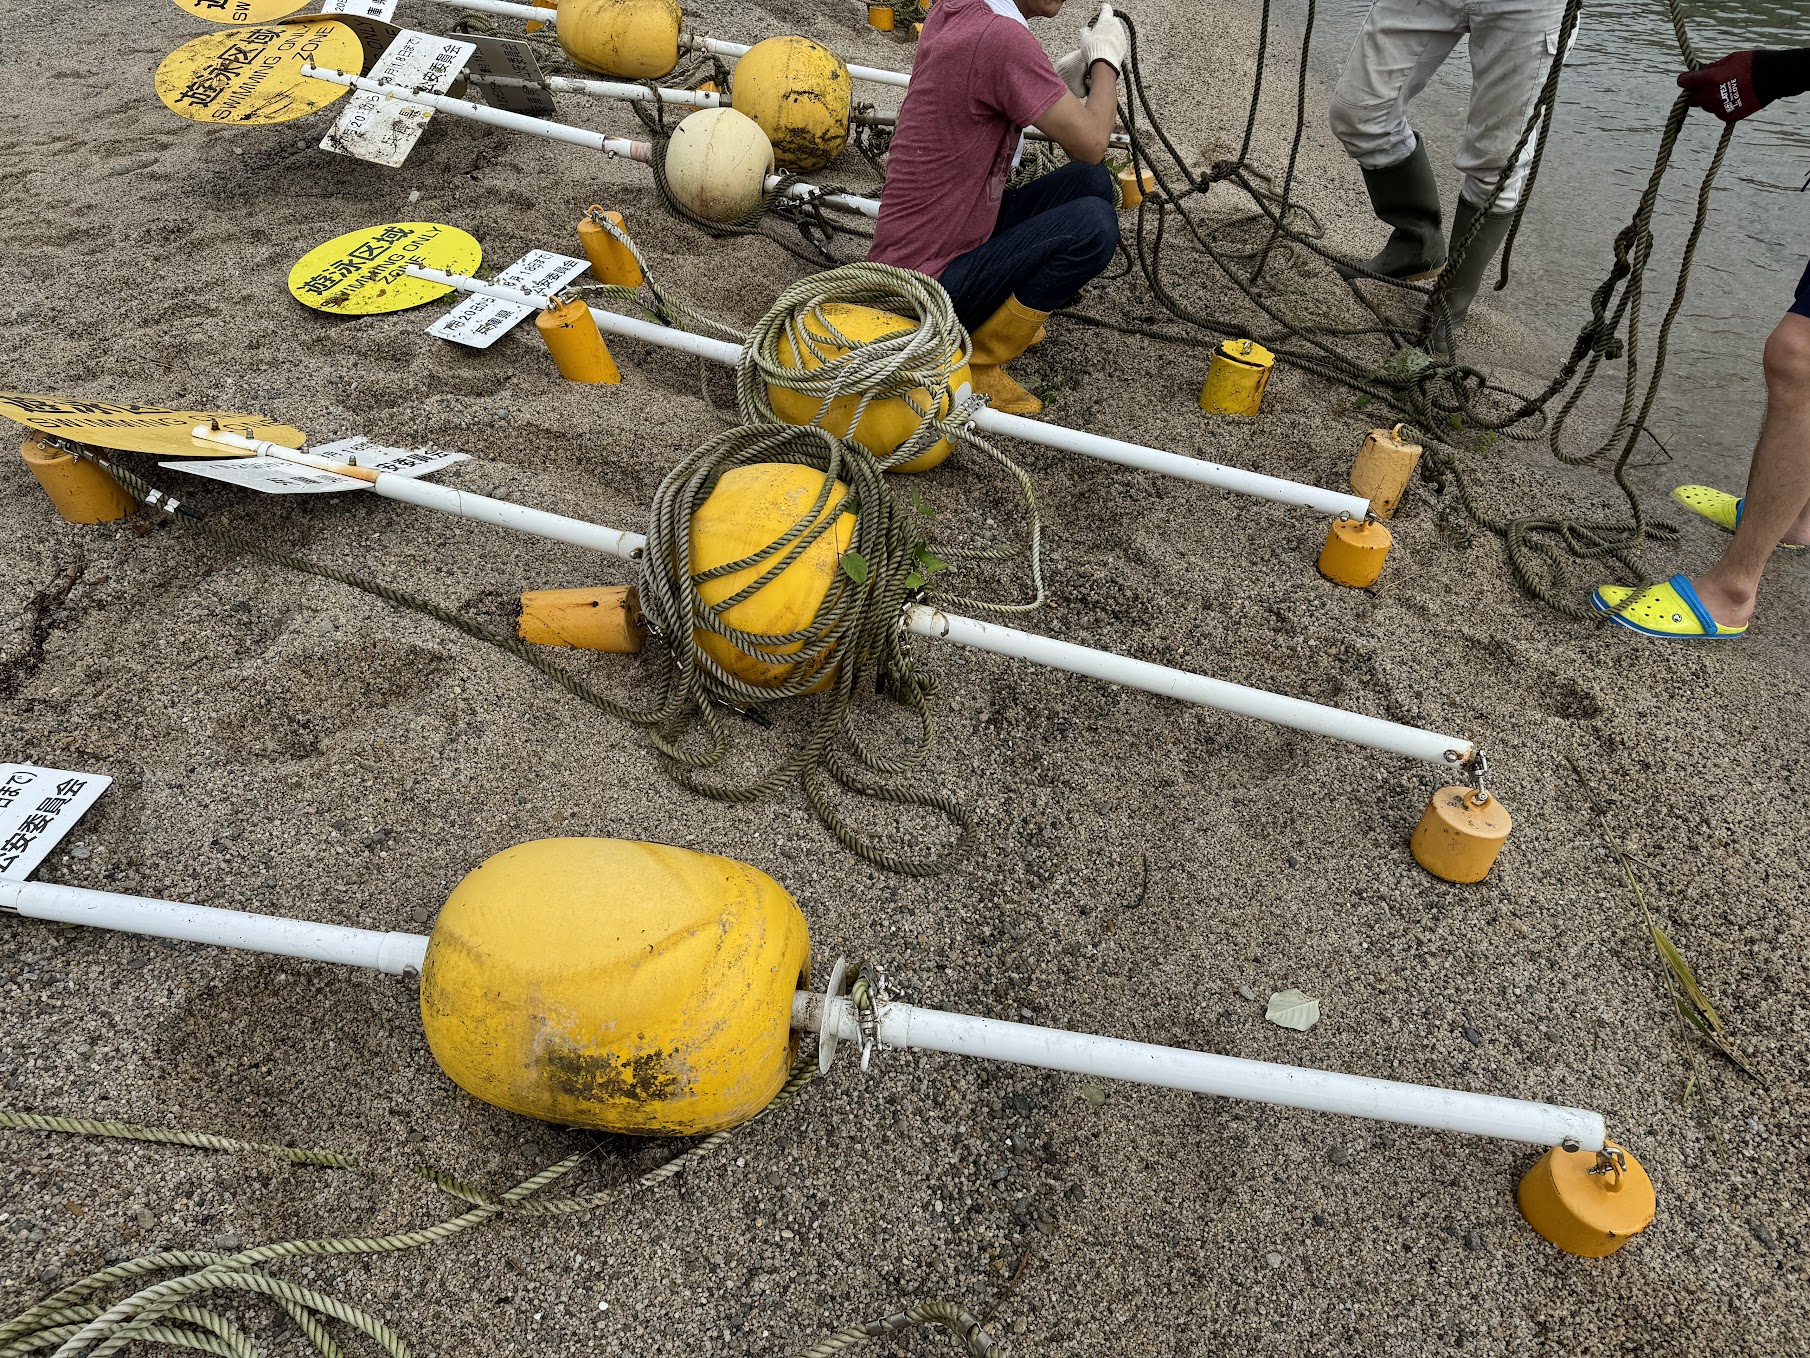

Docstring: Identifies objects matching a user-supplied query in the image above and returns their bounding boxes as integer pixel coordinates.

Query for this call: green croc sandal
[1671,485,1805,552]
[1591,574,1747,640]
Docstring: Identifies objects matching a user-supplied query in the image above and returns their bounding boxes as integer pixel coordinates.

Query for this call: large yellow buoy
[767,303,968,472]
[664,107,777,225]
[421,838,811,1136]
[730,36,852,172]
[690,463,856,689]
[556,0,683,78]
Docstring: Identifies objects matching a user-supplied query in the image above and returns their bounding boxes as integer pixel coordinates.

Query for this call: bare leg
[1688,311,1810,628]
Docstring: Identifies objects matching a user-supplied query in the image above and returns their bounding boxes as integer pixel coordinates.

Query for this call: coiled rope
[0,1069,984,1358]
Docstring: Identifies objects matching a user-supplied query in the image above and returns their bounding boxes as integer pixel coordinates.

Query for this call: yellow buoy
[1410,786,1512,884]
[19,433,136,526]
[730,36,852,172]
[1518,1142,1656,1257]
[1349,422,1423,519]
[1199,338,1274,416]
[663,107,777,226]
[691,463,856,689]
[518,585,646,652]
[421,838,811,1136]
[1317,515,1392,588]
[556,0,683,78]
[576,208,645,287]
[535,298,622,384]
[766,303,968,472]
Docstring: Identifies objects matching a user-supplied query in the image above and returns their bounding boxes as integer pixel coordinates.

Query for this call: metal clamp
[1447,746,1491,805]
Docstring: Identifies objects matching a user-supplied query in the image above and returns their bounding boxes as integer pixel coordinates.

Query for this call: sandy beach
[2,1,1806,1355]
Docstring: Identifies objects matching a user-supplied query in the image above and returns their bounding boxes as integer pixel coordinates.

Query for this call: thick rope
[1093,2,1731,614]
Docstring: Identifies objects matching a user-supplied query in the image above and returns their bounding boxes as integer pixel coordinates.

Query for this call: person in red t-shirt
[869,0,1130,414]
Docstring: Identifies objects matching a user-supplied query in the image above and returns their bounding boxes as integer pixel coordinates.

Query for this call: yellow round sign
[170,0,309,23]
[287,223,484,315]
[0,394,306,458]
[156,21,362,125]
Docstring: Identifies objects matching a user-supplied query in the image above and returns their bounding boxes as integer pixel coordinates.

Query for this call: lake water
[1297,1,1809,471]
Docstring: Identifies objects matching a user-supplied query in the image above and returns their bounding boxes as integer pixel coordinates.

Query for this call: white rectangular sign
[0,765,111,881]
[427,250,590,349]
[321,29,475,168]
[159,437,467,494]
[321,0,401,21]
[470,36,557,116]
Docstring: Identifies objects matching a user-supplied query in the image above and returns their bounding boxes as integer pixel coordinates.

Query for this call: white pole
[904,605,1470,763]
[404,267,1371,519]
[301,67,882,218]
[794,993,1605,1150]
[394,0,915,89]
[0,881,429,976]
[189,428,645,561]
[479,72,723,109]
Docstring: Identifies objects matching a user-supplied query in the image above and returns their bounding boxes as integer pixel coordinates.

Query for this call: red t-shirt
[867,0,1070,278]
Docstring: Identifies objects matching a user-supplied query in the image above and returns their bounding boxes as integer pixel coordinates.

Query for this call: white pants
[1329,0,1569,214]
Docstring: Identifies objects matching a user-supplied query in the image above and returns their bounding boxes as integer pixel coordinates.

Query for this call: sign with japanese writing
[277,12,401,70]
[471,36,558,116]
[286,222,483,314]
[172,0,308,23]
[0,394,306,459]
[160,436,467,493]
[320,29,475,168]
[321,0,399,19]
[0,766,111,882]
[427,250,589,349]
[155,21,361,126]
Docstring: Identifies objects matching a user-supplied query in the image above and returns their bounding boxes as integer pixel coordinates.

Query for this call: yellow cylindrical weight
[557,0,682,78]
[1410,786,1513,884]
[536,298,621,384]
[1350,422,1423,520]
[576,208,645,287]
[868,5,896,30]
[663,107,777,225]
[518,585,646,653]
[421,838,812,1136]
[1518,1143,1656,1257]
[730,36,852,172]
[1199,338,1274,416]
[691,463,856,689]
[19,433,136,525]
[1316,515,1392,588]
[766,302,967,472]
[1116,166,1156,210]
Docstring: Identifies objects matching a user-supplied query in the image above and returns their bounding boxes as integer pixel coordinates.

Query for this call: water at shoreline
[1289,1,1808,476]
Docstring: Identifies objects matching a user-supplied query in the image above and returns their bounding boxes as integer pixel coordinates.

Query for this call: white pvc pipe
[904,605,1469,763]
[795,994,1603,1149]
[405,268,1369,518]
[0,881,429,975]
[190,428,645,560]
[302,67,881,217]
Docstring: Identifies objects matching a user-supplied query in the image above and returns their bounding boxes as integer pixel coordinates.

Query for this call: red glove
[1677,51,1763,121]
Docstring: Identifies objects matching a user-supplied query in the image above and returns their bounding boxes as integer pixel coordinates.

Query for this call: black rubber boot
[1426,196,1515,358]
[1334,135,1447,281]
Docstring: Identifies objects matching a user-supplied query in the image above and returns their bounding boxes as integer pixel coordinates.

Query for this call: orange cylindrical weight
[867,5,895,30]
[536,298,622,384]
[19,433,136,525]
[518,585,647,653]
[1349,422,1423,520]
[576,209,645,287]
[1316,516,1392,588]
[1117,166,1156,210]
[1517,1143,1656,1258]
[1410,786,1513,883]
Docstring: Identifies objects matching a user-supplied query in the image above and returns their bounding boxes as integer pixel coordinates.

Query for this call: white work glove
[1053,48,1089,98]
[1080,3,1130,80]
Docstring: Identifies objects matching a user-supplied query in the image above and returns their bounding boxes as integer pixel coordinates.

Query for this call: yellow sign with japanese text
[170,0,308,23]
[287,222,483,314]
[0,394,307,458]
[156,22,361,125]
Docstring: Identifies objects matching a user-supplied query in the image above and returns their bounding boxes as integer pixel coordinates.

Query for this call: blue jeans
[938,161,1120,331]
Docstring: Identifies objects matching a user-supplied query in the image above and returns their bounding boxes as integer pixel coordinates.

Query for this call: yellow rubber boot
[968,296,1052,415]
